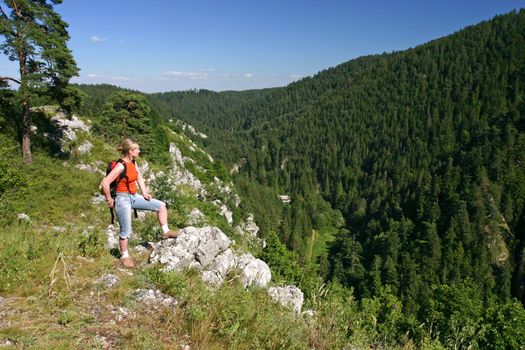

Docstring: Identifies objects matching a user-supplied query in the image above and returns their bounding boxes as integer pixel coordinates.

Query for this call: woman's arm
[100,163,124,207]
[136,166,152,200]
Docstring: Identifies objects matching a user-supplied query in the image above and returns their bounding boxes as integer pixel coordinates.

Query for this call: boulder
[150,226,232,272]
[135,289,177,308]
[150,226,271,289]
[51,114,90,133]
[187,208,206,226]
[106,225,119,250]
[267,285,304,313]
[236,253,271,288]
[169,143,205,194]
[49,113,90,153]
[201,248,237,286]
[95,274,120,289]
[77,140,93,154]
[17,213,31,222]
[76,163,105,175]
[213,200,233,225]
[236,214,259,238]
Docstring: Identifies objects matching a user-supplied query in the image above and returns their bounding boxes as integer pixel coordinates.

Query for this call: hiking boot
[162,229,180,239]
[121,256,134,268]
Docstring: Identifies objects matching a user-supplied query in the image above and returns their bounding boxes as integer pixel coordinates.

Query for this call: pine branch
[0,76,21,84]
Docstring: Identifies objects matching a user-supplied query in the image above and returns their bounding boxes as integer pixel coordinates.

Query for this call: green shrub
[78,230,107,258]
[477,298,525,349]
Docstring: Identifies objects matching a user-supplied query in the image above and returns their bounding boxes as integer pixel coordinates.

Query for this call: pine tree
[0,0,79,163]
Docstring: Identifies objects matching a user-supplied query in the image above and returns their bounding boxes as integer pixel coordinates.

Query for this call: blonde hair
[116,139,139,156]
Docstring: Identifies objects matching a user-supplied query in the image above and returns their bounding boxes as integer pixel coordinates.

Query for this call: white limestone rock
[95,274,120,289]
[170,143,185,166]
[77,140,93,154]
[138,160,156,182]
[17,213,31,222]
[213,200,233,225]
[177,120,208,139]
[135,288,177,308]
[302,309,315,319]
[106,225,119,250]
[112,306,130,322]
[212,177,241,207]
[187,208,206,226]
[48,112,90,153]
[76,163,105,175]
[201,248,237,286]
[51,113,90,133]
[236,253,272,288]
[150,226,232,272]
[92,192,106,205]
[169,143,205,194]
[267,285,304,313]
[220,204,233,225]
[150,226,271,289]
[237,214,259,238]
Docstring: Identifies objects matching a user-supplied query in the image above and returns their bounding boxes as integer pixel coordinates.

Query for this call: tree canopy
[0,0,79,162]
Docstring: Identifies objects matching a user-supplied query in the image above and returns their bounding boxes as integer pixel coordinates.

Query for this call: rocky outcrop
[135,289,177,308]
[169,143,205,194]
[17,213,31,222]
[50,113,90,152]
[138,160,156,183]
[236,253,272,288]
[176,119,208,139]
[51,113,90,135]
[35,108,91,154]
[213,177,241,207]
[201,249,237,286]
[106,225,119,250]
[187,208,206,226]
[214,200,234,225]
[150,226,231,271]
[95,274,120,289]
[77,140,93,154]
[267,285,304,313]
[75,163,105,175]
[149,226,271,288]
[235,214,259,238]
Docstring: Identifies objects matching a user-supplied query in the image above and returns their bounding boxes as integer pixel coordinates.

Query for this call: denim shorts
[115,193,165,239]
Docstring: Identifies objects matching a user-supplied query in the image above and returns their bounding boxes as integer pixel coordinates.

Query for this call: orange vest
[116,160,138,193]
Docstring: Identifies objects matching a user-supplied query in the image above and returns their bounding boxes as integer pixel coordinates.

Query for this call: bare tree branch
[0,76,21,84]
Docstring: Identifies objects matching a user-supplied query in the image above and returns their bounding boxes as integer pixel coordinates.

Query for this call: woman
[101,139,179,268]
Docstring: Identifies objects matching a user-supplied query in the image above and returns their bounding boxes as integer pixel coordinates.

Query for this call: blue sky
[1,0,524,92]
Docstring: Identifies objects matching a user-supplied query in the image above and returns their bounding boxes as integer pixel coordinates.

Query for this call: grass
[0,124,448,350]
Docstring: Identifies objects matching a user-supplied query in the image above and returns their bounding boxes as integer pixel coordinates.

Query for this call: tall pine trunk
[21,96,32,163]
[18,38,32,163]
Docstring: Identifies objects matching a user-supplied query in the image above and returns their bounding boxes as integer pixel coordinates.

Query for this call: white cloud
[85,73,134,81]
[90,36,107,43]
[72,69,303,93]
[111,76,134,82]
[164,70,209,79]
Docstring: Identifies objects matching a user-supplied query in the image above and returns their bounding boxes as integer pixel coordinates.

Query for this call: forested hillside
[3,1,525,347]
[147,8,525,330]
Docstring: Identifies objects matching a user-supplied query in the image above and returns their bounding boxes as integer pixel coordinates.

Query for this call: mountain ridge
[144,7,525,324]
[3,8,521,348]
